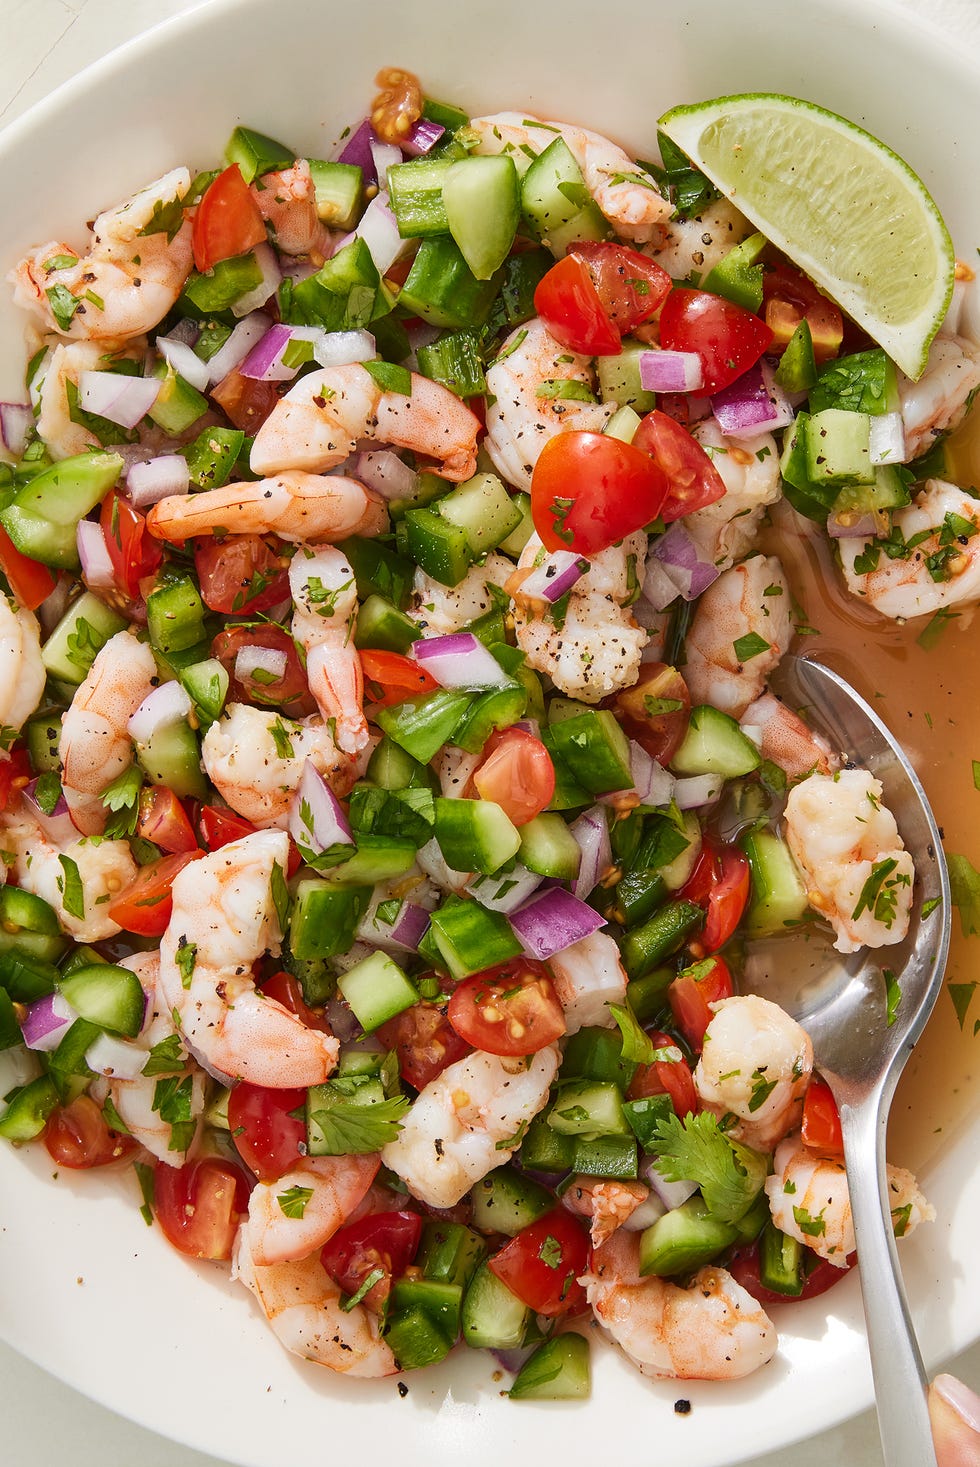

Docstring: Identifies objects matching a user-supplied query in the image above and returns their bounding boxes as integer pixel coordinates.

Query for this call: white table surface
[1,1,979,1464]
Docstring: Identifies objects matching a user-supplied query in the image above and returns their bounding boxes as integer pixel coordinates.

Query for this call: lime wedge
[658,93,954,379]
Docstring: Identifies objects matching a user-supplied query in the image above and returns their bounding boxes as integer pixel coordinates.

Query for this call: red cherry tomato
[533,255,621,356]
[359,649,440,707]
[192,164,267,273]
[531,431,669,556]
[107,851,203,936]
[448,959,565,1057]
[261,969,334,1035]
[627,1028,698,1118]
[762,264,843,363]
[195,535,290,615]
[210,369,281,433]
[227,1083,308,1181]
[488,1209,590,1317]
[603,662,691,765]
[198,803,258,850]
[801,1076,844,1158]
[631,409,727,522]
[659,287,773,394]
[376,999,472,1091]
[728,1241,856,1307]
[0,747,32,812]
[43,1095,136,1168]
[472,728,556,826]
[0,529,57,611]
[211,623,315,717]
[680,838,752,953]
[153,1155,251,1259]
[571,241,672,335]
[136,787,199,855]
[99,491,162,601]
[320,1210,423,1312]
[667,954,734,1052]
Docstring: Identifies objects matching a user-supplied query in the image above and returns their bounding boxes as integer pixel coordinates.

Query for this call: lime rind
[658,92,955,379]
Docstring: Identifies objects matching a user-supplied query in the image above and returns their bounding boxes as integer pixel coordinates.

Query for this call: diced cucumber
[41,592,127,685]
[461,1261,530,1350]
[428,897,523,979]
[778,411,840,523]
[625,966,674,1023]
[518,1108,575,1173]
[289,879,372,960]
[521,136,608,255]
[134,718,206,801]
[623,1093,676,1149]
[659,810,703,891]
[0,1076,60,1142]
[603,404,642,443]
[329,837,417,886]
[225,125,295,183]
[178,657,229,729]
[638,1195,739,1277]
[397,237,503,330]
[390,1277,463,1343]
[612,869,667,928]
[416,1219,488,1291]
[437,473,523,556]
[671,705,762,778]
[571,1134,639,1179]
[597,341,657,413]
[148,361,208,436]
[308,159,363,229]
[304,1075,387,1155]
[620,900,704,980]
[387,157,454,237]
[25,713,63,774]
[366,736,432,792]
[385,1306,453,1370]
[443,154,521,280]
[548,1080,630,1138]
[802,408,875,489]
[832,463,911,518]
[742,829,809,935]
[518,813,581,880]
[58,962,146,1038]
[544,710,632,795]
[434,797,521,875]
[469,1167,554,1237]
[0,887,70,964]
[497,490,534,557]
[353,595,419,654]
[336,951,418,1032]
[509,1334,591,1400]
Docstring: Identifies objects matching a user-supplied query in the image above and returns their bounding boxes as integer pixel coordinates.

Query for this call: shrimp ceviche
[0,66,974,1401]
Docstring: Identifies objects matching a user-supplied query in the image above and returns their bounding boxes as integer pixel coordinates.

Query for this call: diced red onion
[468,863,543,913]
[78,371,160,430]
[639,349,703,393]
[22,776,77,844]
[231,243,281,318]
[519,550,588,604]
[620,1191,667,1231]
[0,402,33,456]
[76,518,116,590]
[235,645,287,685]
[869,411,907,466]
[240,323,324,383]
[649,521,721,602]
[402,117,446,158]
[20,991,77,1052]
[166,318,200,348]
[513,719,540,737]
[405,319,441,354]
[639,559,682,613]
[640,1154,699,1210]
[509,887,606,960]
[354,193,409,275]
[352,449,419,501]
[85,1032,148,1080]
[280,259,317,284]
[337,119,379,185]
[827,510,877,539]
[313,330,376,368]
[569,806,608,900]
[628,740,675,807]
[416,837,470,893]
[288,758,354,858]
[410,633,513,691]
[205,311,273,384]
[673,773,723,809]
[370,138,403,186]
[156,336,210,393]
[126,454,190,508]
[128,681,192,742]
[325,996,363,1042]
[490,1345,537,1376]
[358,899,431,954]
[710,362,795,436]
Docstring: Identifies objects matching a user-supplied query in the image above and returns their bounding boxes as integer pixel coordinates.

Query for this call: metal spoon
[749,655,951,1467]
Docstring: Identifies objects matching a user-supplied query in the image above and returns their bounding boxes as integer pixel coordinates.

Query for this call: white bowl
[1,2,979,1465]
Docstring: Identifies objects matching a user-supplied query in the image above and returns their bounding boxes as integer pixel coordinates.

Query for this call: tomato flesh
[321,1210,423,1312]
[603,662,691,765]
[211,623,315,717]
[680,838,751,954]
[531,431,669,556]
[0,528,57,610]
[107,851,203,936]
[199,803,257,850]
[571,241,672,335]
[801,1076,844,1158]
[44,1095,136,1168]
[100,491,162,602]
[359,649,440,707]
[195,535,289,615]
[488,1209,590,1316]
[192,164,267,273]
[137,787,199,854]
[659,287,773,395]
[210,369,281,434]
[667,954,734,1052]
[533,244,671,356]
[153,1156,251,1259]
[0,747,32,812]
[448,960,566,1057]
[627,1029,698,1118]
[261,969,334,1035]
[728,1241,855,1307]
[376,999,472,1091]
[632,410,727,523]
[472,728,555,826]
[228,1083,308,1181]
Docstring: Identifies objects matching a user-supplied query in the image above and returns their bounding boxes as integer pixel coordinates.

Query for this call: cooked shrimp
[409,553,513,635]
[201,703,359,829]
[511,531,648,703]
[740,691,838,781]
[682,555,793,717]
[783,767,914,953]
[248,364,480,481]
[470,113,672,245]
[765,1134,934,1265]
[548,930,628,1033]
[233,1232,397,1377]
[646,197,753,280]
[10,169,194,342]
[59,630,157,835]
[838,479,980,621]
[146,470,386,545]
[585,1230,776,1380]
[0,799,137,941]
[0,596,45,729]
[694,995,813,1152]
[562,1177,650,1247]
[898,333,980,460]
[483,319,612,491]
[34,339,144,459]
[289,547,366,754]
[159,830,339,1086]
[685,418,783,570]
[251,160,332,260]
[380,1046,559,1208]
[239,1154,380,1266]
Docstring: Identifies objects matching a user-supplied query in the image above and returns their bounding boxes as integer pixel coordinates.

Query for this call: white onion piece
[869,411,907,465]
[640,558,682,613]
[415,837,470,894]
[0,402,33,456]
[641,1155,699,1210]
[629,740,675,807]
[78,371,160,429]
[28,351,52,411]
[353,450,418,501]
[205,311,273,384]
[127,454,190,508]
[76,518,115,589]
[156,336,210,392]
[370,138,403,185]
[411,633,513,691]
[231,243,281,317]
[128,681,192,742]
[468,862,544,913]
[85,1032,149,1080]
[355,192,409,275]
[313,329,377,368]
[235,645,287,684]
[621,1191,667,1231]
[673,773,723,809]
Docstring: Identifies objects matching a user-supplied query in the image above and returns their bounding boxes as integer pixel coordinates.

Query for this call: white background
[1,2,978,1464]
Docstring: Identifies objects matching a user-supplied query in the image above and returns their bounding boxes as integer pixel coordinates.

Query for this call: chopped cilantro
[45,284,80,330]
[306,1090,410,1153]
[277,1184,314,1219]
[175,939,198,990]
[341,1266,386,1311]
[948,853,980,936]
[270,862,291,932]
[792,1204,826,1238]
[948,981,977,1030]
[651,1110,765,1224]
[152,1074,195,1153]
[138,192,187,243]
[362,360,412,396]
[538,1234,563,1269]
[101,764,143,839]
[33,771,63,816]
[747,1071,778,1112]
[57,854,85,919]
[141,1034,185,1077]
[884,970,902,1027]
[732,631,770,662]
[269,718,295,760]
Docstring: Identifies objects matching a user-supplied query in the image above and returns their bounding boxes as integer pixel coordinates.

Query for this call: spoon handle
[840,1095,938,1467]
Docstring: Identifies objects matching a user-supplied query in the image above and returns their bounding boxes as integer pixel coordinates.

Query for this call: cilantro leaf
[733,631,770,663]
[651,1110,766,1224]
[141,1034,186,1077]
[33,770,63,816]
[341,1266,385,1312]
[138,192,187,243]
[151,1074,196,1153]
[538,1234,562,1268]
[45,284,80,331]
[792,1204,826,1238]
[306,1089,410,1154]
[948,853,980,937]
[608,1001,676,1068]
[269,717,295,760]
[277,1184,314,1219]
[175,939,197,990]
[57,854,85,920]
[101,764,143,838]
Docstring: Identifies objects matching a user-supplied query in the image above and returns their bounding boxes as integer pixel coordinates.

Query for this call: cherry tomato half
[153,1155,252,1259]
[261,969,334,1034]
[137,786,199,855]
[488,1208,590,1317]
[0,747,32,813]
[603,662,691,765]
[44,1095,136,1168]
[667,954,734,1052]
[228,1083,308,1181]
[192,164,267,273]
[198,803,257,850]
[211,623,315,717]
[472,728,556,827]
[659,287,773,395]
[107,851,203,936]
[680,838,751,954]
[627,1028,698,1118]
[376,999,472,1091]
[632,409,727,522]
[762,263,843,363]
[531,431,669,556]
[359,649,440,707]
[801,1076,844,1158]
[534,244,671,356]
[0,528,57,610]
[571,241,672,335]
[99,491,162,602]
[210,369,281,434]
[448,959,565,1057]
[195,534,290,615]
[321,1210,423,1313]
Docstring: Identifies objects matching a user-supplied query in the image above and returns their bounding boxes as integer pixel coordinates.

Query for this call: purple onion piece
[354,192,406,276]
[0,402,34,456]
[23,776,78,845]
[651,521,721,602]
[411,633,513,691]
[78,371,160,430]
[127,681,193,743]
[205,311,273,385]
[288,758,354,861]
[20,991,77,1051]
[509,887,606,960]
[628,741,675,808]
[352,449,419,501]
[402,118,446,157]
[337,119,380,185]
[569,806,609,901]
[710,363,794,436]
[827,510,877,540]
[639,349,703,394]
[519,550,588,604]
